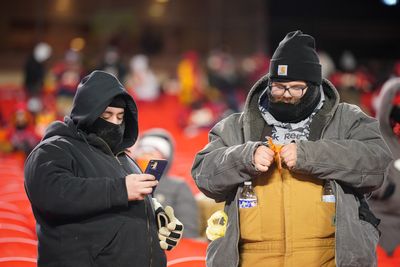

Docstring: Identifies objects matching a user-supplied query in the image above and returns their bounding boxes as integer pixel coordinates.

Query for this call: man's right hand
[253,145,275,172]
[125,174,158,201]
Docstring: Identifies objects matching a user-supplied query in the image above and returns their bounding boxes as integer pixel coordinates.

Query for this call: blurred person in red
[359,60,400,118]
[177,51,205,106]
[207,50,239,113]
[8,104,40,156]
[369,78,400,256]
[128,128,199,238]
[177,51,221,135]
[240,52,270,90]
[329,50,375,108]
[52,49,84,97]
[51,49,84,119]
[207,49,241,113]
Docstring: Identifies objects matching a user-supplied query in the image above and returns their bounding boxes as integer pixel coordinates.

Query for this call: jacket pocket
[239,206,262,241]
[316,202,336,238]
[91,221,125,261]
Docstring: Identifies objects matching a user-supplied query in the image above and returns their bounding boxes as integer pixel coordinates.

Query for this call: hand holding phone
[125,173,158,201]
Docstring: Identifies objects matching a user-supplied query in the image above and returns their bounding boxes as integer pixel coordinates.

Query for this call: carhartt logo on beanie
[269,30,322,85]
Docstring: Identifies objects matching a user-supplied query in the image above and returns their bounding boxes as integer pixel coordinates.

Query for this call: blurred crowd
[1,41,400,169]
[0,43,267,156]
[1,41,400,157]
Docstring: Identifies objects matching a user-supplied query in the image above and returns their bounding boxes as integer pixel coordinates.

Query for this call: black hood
[43,70,139,149]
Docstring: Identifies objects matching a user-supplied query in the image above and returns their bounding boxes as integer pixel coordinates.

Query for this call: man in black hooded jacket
[24,70,181,266]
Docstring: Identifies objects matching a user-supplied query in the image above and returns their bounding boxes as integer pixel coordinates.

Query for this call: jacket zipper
[235,189,240,267]
[125,153,153,267]
[96,137,122,165]
[333,181,338,267]
[144,197,153,267]
[115,150,126,165]
[98,139,153,266]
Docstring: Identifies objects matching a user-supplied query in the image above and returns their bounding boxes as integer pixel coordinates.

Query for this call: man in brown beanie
[191,30,392,266]
[25,71,183,267]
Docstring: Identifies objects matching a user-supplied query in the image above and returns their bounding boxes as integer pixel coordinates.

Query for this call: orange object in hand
[267,137,283,172]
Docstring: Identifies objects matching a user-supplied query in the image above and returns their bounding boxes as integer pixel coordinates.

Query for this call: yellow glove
[152,198,184,251]
[206,210,228,241]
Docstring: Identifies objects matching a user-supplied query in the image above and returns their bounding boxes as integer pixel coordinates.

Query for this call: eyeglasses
[270,83,308,97]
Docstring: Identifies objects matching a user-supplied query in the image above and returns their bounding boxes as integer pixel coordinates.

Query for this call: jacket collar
[64,117,118,156]
[242,74,340,141]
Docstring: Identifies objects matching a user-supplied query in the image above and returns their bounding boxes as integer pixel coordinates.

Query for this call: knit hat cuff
[138,136,171,158]
[269,61,322,85]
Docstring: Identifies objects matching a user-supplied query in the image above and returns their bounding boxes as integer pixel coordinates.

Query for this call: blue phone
[144,159,168,181]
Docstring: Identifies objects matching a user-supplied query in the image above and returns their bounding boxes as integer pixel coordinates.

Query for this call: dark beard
[90,118,125,153]
[266,85,321,123]
[270,95,302,105]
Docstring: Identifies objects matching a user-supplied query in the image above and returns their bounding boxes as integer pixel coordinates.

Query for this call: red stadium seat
[0,237,37,258]
[165,239,207,266]
[0,173,24,182]
[167,256,206,267]
[165,238,208,262]
[0,193,29,202]
[0,257,37,267]
[0,183,26,195]
[0,212,32,229]
[0,223,35,239]
[0,201,21,214]
[0,193,33,217]
[0,179,23,189]
[0,85,26,124]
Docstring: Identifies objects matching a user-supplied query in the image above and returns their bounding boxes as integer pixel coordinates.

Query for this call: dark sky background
[0,0,399,70]
[268,0,400,60]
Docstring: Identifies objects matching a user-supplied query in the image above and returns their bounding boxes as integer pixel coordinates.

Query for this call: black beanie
[108,94,126,109]
[269,30,322,85]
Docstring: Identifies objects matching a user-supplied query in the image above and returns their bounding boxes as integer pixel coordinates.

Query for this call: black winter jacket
[24,71,166,267]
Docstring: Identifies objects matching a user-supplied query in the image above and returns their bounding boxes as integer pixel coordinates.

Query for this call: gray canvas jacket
[191,75,392,267]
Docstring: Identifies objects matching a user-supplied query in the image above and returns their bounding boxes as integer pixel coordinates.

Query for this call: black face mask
[266,84,321,123]
[90,118,125,153]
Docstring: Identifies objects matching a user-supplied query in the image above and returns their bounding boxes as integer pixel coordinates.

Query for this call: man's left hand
[280,143,297,169]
